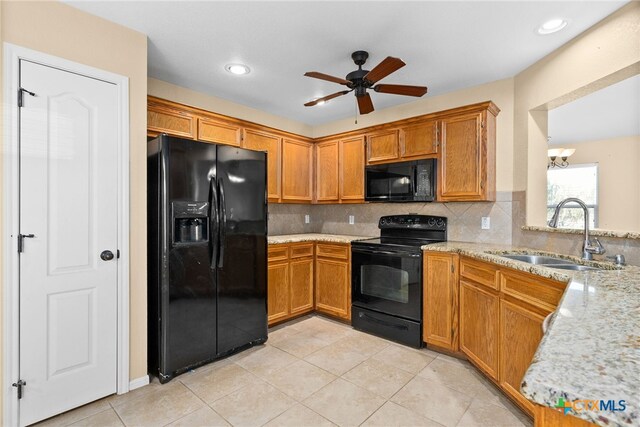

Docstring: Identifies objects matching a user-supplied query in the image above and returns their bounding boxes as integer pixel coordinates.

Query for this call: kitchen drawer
[268,245,289,262]
[460,256,498,290]
[499,268,566,312]
[316,243,349,260]
[290,243,314,259]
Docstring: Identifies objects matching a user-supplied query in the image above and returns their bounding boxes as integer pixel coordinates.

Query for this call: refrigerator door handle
[218,178,227,268]
[209,177,219,270]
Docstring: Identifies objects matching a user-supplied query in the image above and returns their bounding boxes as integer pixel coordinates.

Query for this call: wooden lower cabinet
[423,252,459,351]
[315,243,351,321]
[459,279,500,380]
[289,257,314,316]
[268,242,351,325]
[534,405,599,427]
[267,259,290,325]
[429,254,571,422]
[499,298,548,415]
[267,243,314,325]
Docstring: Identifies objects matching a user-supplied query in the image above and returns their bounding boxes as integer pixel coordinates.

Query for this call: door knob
[100,250,115,261]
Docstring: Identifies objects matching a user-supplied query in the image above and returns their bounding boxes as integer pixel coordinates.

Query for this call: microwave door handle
[209,177,219,270]
[413,166,418,196]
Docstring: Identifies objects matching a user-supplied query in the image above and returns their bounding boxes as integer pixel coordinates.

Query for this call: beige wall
[148,77,313,137]
[0,1,148,418]
[556,136,640,232]
[513,2,640,226]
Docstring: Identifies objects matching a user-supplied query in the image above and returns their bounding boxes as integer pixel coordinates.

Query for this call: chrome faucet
[548,197,606,261]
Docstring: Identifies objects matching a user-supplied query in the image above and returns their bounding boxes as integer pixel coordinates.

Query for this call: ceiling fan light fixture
[536,18,568,35]
[225,63,250,75]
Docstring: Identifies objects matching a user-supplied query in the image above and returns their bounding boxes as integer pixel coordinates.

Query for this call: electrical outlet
[348,215,355,225]
[304,214,310,224]
[481,217,491,230]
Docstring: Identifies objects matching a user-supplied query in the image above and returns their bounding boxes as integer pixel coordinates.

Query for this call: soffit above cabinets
[65,1,629,126]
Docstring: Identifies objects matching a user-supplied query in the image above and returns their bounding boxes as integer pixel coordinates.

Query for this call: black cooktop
[351,214,447,253]
[353,237,440,248]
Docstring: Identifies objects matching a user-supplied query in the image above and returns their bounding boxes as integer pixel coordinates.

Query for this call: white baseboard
[128,375,150,391]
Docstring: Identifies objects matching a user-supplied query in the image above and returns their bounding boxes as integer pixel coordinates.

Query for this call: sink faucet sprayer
[547,197,606,261]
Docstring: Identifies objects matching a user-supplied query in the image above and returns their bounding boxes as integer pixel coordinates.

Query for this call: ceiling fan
[304,50,428,115]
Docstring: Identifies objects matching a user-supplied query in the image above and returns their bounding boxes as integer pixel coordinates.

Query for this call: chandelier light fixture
[547,148,575,168]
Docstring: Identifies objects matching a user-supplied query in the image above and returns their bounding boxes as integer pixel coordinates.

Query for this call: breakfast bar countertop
[267,233,371,245]
[422,241,640,427]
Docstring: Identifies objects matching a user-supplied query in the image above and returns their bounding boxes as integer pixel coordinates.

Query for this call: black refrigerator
[147,134,268,383]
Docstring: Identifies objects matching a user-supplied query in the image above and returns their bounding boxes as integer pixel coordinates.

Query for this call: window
[547,163,598,229]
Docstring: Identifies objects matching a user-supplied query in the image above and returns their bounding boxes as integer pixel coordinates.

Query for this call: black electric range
[351,215,447,348]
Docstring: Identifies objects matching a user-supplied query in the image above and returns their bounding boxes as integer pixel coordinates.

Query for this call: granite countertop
[267,233,371,245]
[422,241,639,427]
[522,225,640,240]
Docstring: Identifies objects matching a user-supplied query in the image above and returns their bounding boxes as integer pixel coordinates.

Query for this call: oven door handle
[352,247,421,258]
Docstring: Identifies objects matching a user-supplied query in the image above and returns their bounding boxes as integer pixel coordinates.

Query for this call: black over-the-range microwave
[365,159,436,202]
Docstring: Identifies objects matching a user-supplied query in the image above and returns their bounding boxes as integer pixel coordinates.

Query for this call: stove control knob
[428,218,436,226]
[436,219,445,227]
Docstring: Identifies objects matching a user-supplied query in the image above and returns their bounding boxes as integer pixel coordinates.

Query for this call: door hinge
[17,233,35,253]
[481,121,485,129]
[12,380,26,399]
[117,249,121,259]
[18,88,36,108]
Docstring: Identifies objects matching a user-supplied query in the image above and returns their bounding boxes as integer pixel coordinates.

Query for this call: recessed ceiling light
[537,18,568,35]
[225,63,250,75]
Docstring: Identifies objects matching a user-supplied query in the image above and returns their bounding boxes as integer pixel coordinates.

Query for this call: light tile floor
[36,315,533,427]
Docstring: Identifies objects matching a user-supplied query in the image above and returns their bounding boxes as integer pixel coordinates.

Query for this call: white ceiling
[549,74,640,145]
[66,1,629,126]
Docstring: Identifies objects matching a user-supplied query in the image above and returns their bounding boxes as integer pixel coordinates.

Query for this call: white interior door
[18,60,119,426]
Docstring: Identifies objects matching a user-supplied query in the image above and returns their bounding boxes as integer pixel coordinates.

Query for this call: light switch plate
[304,214,310,224]
[348,215,355,225]
[481,217,491,229]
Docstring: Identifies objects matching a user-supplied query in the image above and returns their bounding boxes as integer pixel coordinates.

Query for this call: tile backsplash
[268,192,514,245]
[268,191,639,266]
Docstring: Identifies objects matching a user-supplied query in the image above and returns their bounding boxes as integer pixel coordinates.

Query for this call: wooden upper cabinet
[366,130,399,164]
[198,118,241,146]
[282,138,313,203]
[147,103,196,139]
[242,128,281,202]
[315,140,340,202]
[400,120,438,159]
[423,252,459,351]
[438,108,497,201]
[340,136,365,202]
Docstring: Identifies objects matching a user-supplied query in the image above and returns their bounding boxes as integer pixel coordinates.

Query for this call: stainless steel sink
[544,264,600,271]
[499,254,601,271]
[500,254,569,265]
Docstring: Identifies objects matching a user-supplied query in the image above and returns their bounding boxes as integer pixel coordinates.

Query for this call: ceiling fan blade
[363,57,405,84]
[374,84,428,97]
[357,93,374,115]
[304,90,350,107]
[304,71,351,86]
